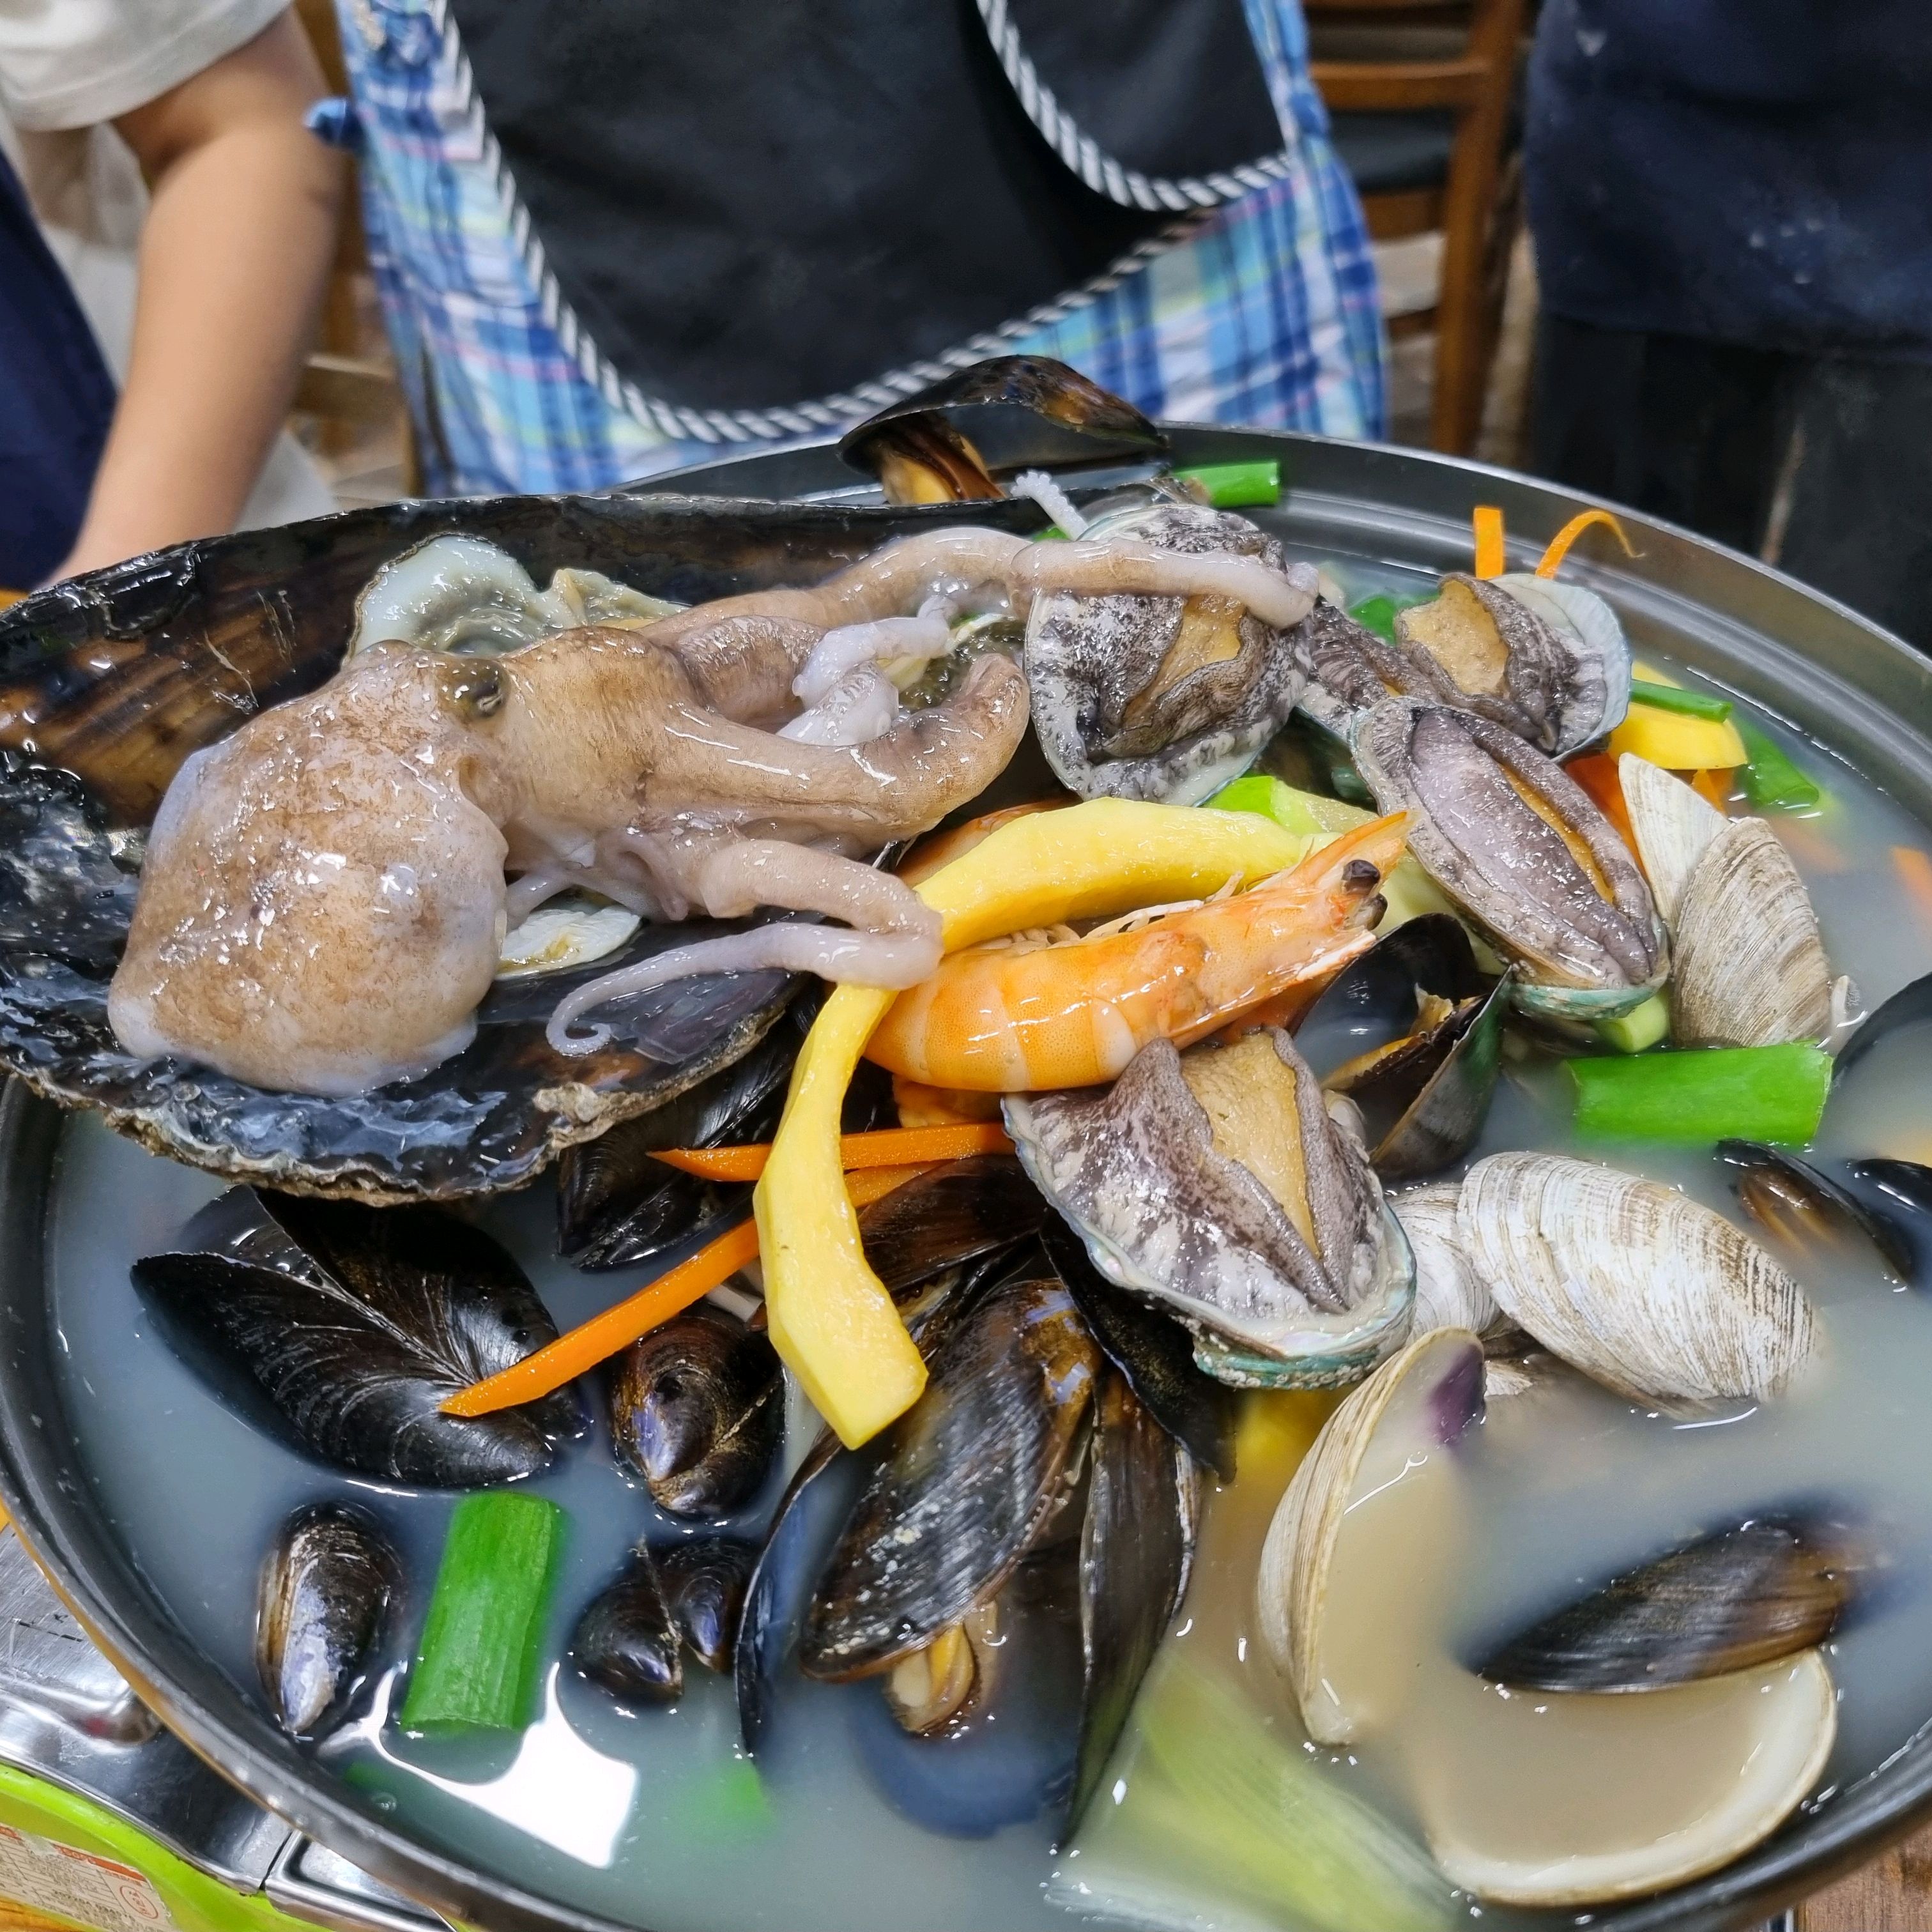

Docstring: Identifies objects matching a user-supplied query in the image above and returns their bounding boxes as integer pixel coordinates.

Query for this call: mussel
[838,355,1165,503]
[659,1538,758,1675]
[857,1153,1048,1296]
[256,1503,399,1737]
[134,1189,584,1485]
[1456,1153,1818,1406]
[1474,1516,1863,1694]
[1353,700,1665,1023]
[609,1303,783,1518]
[1719,1140,1912,1282]
[1025,499,1317,803]
[1297,914,1509,1179]
[1008,1029,1414,1387]
[570,1547,684,1706]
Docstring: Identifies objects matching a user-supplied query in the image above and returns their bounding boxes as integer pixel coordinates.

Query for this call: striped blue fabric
[333,0,1385,496]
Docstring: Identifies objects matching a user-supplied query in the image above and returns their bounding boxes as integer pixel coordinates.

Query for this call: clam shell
[1672,817,1833,1046]
[1394,1184,1506,1339]
[1023,501,1310,804]
[1255,1328,1485,1743]
[1617,755,1724,928]
[1456,1153,1818,1405]
[1491,572,1633,747]
[1351,700,1665,1021]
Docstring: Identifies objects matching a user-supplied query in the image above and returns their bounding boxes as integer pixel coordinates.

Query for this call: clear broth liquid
[43,551,1932,1932]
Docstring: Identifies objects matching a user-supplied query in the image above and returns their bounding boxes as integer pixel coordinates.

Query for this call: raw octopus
[109,526,1315,1097]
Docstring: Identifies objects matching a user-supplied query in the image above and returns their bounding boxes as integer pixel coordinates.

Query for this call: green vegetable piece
[1174,459,1281,509]
[1627,678,1733,723]
[1592,993,1671,1055]
[1208,774,1368,837]
[1347,594,1400,642]
[674,1758,772,1840]
[1736,721,1823,811]
[1568,1041,1832,1146]
[1034,526,1070,540]
[401,1493,565,1736]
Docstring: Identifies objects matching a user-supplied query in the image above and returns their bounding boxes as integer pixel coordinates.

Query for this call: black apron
[445,0,1292,431]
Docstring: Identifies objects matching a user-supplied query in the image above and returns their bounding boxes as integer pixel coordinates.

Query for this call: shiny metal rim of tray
[0,426,1926,1932]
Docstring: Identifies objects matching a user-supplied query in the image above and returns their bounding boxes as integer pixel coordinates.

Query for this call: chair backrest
[1303,0,1519,117]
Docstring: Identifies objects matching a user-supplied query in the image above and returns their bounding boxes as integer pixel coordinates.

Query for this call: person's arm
[57,11,344,578]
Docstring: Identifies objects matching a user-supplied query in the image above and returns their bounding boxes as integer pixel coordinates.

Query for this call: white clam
[1671,816,1834,1046]
[1618,753,1724,927]
[1455,1153,1818,1406]
[1393,1183,1508,1340]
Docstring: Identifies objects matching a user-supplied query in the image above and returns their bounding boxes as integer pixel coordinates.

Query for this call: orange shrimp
[865,815,1406,1092]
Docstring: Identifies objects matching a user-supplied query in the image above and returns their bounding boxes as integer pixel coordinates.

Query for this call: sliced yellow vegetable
[1606,703,1747,772]
[755,798,1315,1448]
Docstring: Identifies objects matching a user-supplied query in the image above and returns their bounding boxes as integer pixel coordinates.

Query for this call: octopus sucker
[111,525,1312,1098]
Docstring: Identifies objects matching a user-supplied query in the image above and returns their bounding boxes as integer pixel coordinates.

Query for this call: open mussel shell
[1070,1372,1199,1829]
[571,1547,683,1707]
[1298,914,1509,1181]
[1024,499,1312,804]
[838,355,1165,500]
[1848,1158,1932,1278]
[1673,817,1834,1046]
[134,1188,584,1486]
[1457,1153,1818,1406]
[1257,1328,1485,1744]
[858,1154,1047,1296]
[1352,699,1666,1022]
[1720,1140,1912,1282]
[1009,1031,1413,1390]
[799,1273,1100,1680]
[1039,1214,1238,1480]
[609,1303,783,1519]
[1389,572,1626,758]
[0,489,1046,1201]
[1474,1516,1864,1694]
[1837,967,1932,1082]
[256,1503,399,1738]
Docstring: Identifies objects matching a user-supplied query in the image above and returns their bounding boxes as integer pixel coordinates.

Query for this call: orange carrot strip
[845,1162,937,1208]
[1895,845,1932,921]
[1689,769,1736,812]
[1472,505,1506,579]
[1563,751,1636,855]
[1535,510,1638,578]
[654,1121,1012,1181]
[440,1216,762,1417]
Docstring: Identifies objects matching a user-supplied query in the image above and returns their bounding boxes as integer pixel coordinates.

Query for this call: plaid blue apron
[328,0,1386,496]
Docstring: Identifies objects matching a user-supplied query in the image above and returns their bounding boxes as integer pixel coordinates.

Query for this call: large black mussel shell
[609,1303,783,1518]
[1849,1159,1932,1279]
[1070,1372,1199,1830]
[256,1501,399,1737]
[1040,1213,1236,1480]
[0,491,1043,1202]
[838,356,1165,499]
[1296,914,1507,1181]
[1836,969,1932,1083]
[799,1274,1100,1681]
[134,1188,584,1486]
[1719,1141,1912,1282]
[859,1154,1047,1296]
[659,1537,758,1674]
[571,1546,683,1706]
[1474,1515,1864,1693]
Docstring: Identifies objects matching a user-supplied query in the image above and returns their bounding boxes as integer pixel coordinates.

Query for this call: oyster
[349,534,680,657]
[1353,699,1665,1022]
[1024,500,1317,804]
[256,1503,399,1738]
[609,1304,783,1518]
[1298,915,1510,1179]
[134,1188,584,1485]
[1456,1153,1818,1406]
[0,487,1045,1201]
[1007,1031,1413,1388]
[839,355,1165,503]
[1672,817,1834,1046]
[1474,1516,1862,1694]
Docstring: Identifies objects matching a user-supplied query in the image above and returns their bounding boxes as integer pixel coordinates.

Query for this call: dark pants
[1531,313,1932,652]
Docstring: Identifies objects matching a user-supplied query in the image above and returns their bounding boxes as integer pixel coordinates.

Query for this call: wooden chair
[1306,0,1526,456]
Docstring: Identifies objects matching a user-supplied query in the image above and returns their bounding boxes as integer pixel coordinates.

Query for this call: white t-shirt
[0,0,337,536]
